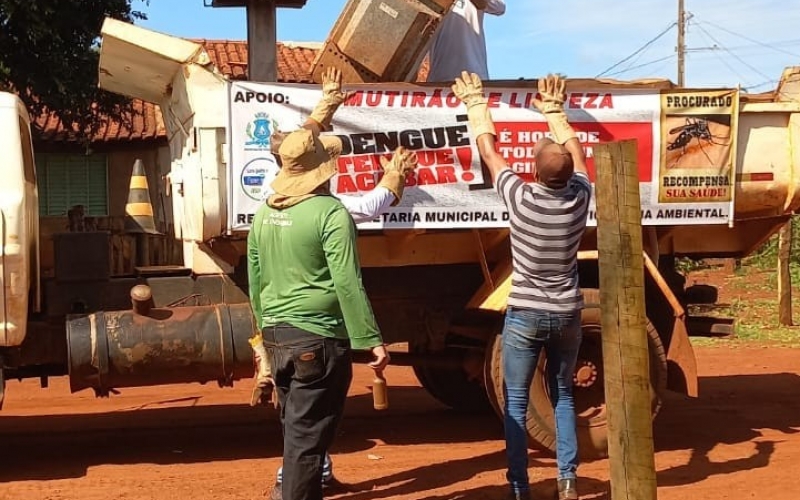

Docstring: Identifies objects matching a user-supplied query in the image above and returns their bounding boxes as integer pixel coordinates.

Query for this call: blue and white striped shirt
[496,169,592,312]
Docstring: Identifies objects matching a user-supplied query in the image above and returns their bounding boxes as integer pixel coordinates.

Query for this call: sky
[137,0,800,92]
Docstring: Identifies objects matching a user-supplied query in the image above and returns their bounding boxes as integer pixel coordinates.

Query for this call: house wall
[35,140,180,278]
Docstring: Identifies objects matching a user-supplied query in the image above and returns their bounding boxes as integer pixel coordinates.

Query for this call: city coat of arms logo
[245,112,276,150]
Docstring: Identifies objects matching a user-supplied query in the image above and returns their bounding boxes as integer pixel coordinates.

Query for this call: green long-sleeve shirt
[247,195,383,350]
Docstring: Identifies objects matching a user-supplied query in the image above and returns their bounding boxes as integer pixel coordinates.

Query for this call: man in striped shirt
[452,72,590,500]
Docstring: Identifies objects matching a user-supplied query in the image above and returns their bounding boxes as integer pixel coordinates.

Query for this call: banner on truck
[227,81,739,231]
[658,89,740,212]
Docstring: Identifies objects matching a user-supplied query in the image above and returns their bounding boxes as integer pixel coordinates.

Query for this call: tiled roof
[35,40,430,144]
[199,39,430,83]
[34,98,166,144]
[199,40,320,82]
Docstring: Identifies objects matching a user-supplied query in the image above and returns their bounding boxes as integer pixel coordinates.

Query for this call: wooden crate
[310,0,455,84]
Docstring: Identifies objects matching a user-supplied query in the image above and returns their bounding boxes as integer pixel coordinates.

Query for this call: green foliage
[0,1,150,141]
[675,256,708,274]
[745,215,800,281]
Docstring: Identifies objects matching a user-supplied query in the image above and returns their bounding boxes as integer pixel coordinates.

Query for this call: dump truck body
[2,16,799,459]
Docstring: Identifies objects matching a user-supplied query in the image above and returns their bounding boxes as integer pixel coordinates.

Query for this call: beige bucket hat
[270,128,343,197]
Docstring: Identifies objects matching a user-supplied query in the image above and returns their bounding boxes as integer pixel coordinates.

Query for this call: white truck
[2,17,800,459]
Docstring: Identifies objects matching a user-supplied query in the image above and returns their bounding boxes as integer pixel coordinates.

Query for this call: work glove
[532,73,577,144]
[451,71,497,138]
[308,66,348,131]
[378,147,418,205]
[248,333,276,407]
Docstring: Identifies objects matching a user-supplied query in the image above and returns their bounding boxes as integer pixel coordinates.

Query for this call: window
[36,154,108,216]
[18,117,37,184]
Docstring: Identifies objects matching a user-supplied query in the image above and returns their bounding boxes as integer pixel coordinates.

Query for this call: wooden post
[778,219,793,326]
[594,139,658,500]
[246,0,277,82]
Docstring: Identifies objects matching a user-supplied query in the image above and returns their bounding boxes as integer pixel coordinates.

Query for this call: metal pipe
[130,284,154,316]
[66,303,257,396]
[66,281,478,396]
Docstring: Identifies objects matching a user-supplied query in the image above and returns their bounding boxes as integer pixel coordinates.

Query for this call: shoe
[322,476,349,494]
[275,466,332,488]
[270,476,331,499]
[557,478,578,500]
[269,482,282,500]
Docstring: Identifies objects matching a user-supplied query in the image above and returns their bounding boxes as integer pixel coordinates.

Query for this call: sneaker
[269,482,282,500]
[270,479,336,499]
[557,478,578,500]
[273,477,334,489]
[507,491,531,500]
[276,453,333,485]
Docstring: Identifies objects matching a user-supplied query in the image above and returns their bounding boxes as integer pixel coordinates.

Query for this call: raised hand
[532,73,567,114]
[378,147,418,205]
[320,66,347,105]
[309,65,348,130]
[451,71,488,108]
[380,146,418,178]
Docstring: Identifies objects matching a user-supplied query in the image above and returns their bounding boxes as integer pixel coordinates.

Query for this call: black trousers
[262,324,353,500]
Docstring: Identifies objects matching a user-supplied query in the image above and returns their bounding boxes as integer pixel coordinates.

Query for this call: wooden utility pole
[778,219,793,326]
[246,0,278,81]
[595,140,658,500]
[677,0,686,86]
[207,0,308,82]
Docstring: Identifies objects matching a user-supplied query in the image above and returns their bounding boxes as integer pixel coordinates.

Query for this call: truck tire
[483,288,668,460]
[411,342,493,414]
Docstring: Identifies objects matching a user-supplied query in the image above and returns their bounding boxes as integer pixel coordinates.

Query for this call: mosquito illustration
[666,117,730,168]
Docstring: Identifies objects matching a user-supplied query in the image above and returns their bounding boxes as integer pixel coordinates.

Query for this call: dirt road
[1,345,798,500]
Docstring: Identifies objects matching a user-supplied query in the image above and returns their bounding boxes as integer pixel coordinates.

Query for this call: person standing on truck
[247,67,416,495]
[426,0,506,82]
[451,71,591,500]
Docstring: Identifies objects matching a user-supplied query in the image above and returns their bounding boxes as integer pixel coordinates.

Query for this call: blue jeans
[502,306,582,493]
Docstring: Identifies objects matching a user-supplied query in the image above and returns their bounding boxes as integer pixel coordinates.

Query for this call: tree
[0,1,149,141]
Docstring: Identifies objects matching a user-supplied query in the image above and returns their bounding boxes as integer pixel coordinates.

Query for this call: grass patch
[729,296,800,346]
[670,216,800,348]
[688,268,800,348]
[676,256,710,274]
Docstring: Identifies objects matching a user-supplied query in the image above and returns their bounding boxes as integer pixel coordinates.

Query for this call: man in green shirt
[249,67,413,411]
[248,124,416,500]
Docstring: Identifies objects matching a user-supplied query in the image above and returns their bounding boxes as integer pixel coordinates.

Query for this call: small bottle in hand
[372,369,388,410]
[369,344,390,411]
